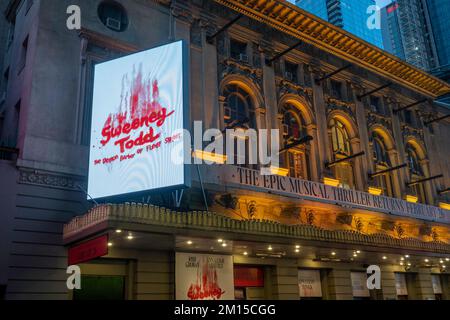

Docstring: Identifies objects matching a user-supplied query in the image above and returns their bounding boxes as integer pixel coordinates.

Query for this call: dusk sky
[288,0,393,8]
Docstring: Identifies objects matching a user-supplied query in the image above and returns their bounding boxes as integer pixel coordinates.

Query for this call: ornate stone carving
[325,97,357,123]
[19,170,85,191]
[218,58,263,91]
[367,112,393,133]
[171,3,195,26]
[277,79,313,103]
[401,124,425,143]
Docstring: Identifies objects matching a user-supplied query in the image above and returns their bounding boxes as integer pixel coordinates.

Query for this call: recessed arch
[327,110,358,139]
[369,124,395,151]
[278,94,315,126]
[405,137,427,160]
[220,74,264,110]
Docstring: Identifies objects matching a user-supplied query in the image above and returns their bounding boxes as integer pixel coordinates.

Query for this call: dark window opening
[98,1,129,32]
[370,96,381,113]
[284,61,298,83]
[230,39,248,62]
[330,80,343,100]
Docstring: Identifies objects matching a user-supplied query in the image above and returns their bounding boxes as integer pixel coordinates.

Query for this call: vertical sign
[88,40,188,200]
[176,252,234,300]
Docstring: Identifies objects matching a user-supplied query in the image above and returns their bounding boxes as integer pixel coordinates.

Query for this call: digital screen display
[87,41,187,200]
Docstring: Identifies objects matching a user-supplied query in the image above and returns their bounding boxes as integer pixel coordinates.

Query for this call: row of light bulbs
[113,232,450,268]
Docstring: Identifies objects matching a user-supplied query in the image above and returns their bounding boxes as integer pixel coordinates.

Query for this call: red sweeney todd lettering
[99,65,175,153]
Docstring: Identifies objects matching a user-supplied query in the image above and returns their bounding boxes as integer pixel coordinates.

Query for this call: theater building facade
[1,0,450,300]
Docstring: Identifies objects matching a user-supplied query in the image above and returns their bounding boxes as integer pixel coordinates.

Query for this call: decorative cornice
[78,28,138,53]
[219,58,263,88]
[212,0,450,98]
[367,112,393,132]
[19,170,85,191]
[63,204,450,253]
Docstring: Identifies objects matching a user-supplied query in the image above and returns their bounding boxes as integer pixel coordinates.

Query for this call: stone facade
[0,0,449,300]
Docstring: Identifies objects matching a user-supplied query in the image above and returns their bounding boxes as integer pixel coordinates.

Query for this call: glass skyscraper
[425,0,450,82]
[381,0,436,71]
[295,0,384,49]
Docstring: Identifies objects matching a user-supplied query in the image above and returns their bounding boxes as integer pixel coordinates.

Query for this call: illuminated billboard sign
[87,41,188,200]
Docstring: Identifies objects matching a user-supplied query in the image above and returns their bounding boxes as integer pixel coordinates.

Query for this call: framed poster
[431,274,442,294]
[298,269,322,298]
[176,252,234,300]
[88,40,189,200]
[351,272,370,297]
[395,273,408,296]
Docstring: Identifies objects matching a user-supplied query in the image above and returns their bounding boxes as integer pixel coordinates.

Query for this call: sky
[288,0,393,8]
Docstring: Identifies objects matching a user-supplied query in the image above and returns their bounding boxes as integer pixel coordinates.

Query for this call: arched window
[371,132,394,197]
[283,109,305,141]
[329,118,354,189]
[406,144,426,203]
[330,118,351,157]
[406,146,423,176]
[223,84,256,129]
[372,133,390,167]
[282,105,309,179]
[222,83,257,168]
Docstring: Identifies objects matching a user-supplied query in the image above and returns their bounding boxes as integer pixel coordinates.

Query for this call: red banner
[234,266,264,287]
[68,234,108,265]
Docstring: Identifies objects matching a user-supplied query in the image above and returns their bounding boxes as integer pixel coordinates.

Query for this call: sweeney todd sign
[176,252,234,300]
[88,41,187,200]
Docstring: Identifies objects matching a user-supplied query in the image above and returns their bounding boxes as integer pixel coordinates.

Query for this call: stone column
[380,267,398,300]
[201,20,220,130]
[352,83,370,190]
[391,101,408,198]
[350,137,364,190]
[218,96,226,132]
[415,268,434,300]
[261,48,278,132]
[306,123,320,182]
[171,4,193,42]
[310,65,331,181]
[271,259,300,300]
[420,158,434,205]
[387,149,402,198]
[326,268,353,300]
